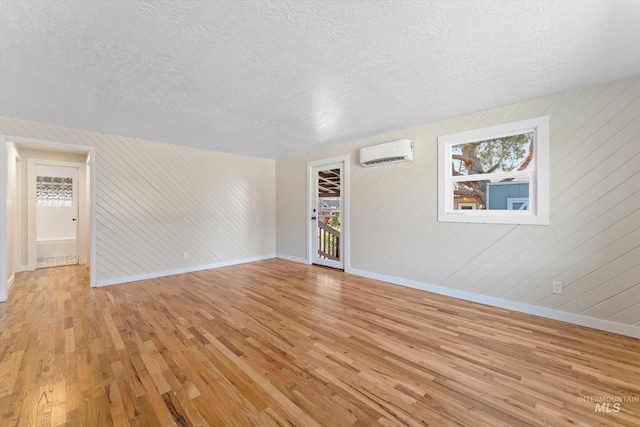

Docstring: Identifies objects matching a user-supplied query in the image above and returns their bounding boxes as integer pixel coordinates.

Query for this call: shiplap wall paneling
[1,117,276,284]
[276,75,640,329]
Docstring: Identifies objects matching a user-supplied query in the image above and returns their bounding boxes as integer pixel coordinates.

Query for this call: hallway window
[36,176,73,207]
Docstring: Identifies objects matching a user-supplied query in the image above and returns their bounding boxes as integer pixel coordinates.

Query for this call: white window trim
[507,197,529,210]
[438,116,549,225]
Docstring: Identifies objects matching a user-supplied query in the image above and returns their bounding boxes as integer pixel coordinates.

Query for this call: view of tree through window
[439,116,548,225]
[451,132,533,210]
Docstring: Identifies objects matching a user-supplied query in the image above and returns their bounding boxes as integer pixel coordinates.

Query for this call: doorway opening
[1,136,96,302]
[308,156,349,270]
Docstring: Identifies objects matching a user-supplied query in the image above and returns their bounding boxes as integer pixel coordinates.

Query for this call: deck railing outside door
[317,221,340,261]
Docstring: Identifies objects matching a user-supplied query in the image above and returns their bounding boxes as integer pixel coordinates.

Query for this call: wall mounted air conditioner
[360,139,413,167]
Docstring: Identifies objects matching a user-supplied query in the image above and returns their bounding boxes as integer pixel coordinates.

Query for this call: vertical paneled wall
[276,75,640,327]
[1,118,276,283]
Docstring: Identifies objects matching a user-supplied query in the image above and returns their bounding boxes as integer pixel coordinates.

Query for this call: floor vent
[36,254,78,269]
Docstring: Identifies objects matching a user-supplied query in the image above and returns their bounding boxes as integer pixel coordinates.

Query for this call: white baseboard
[96,254,276,288]
[276,254,309,264]
[348,268,640,339]
[7,274,15,290]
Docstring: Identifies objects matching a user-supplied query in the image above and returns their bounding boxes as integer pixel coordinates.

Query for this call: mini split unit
[359,139,413,167]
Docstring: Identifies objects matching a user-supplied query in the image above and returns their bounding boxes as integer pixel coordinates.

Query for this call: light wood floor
[1,259,639,426]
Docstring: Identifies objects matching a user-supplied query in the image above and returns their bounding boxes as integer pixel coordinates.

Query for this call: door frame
[28,159,83,271]
[0,135,96,302]
[307,155,350,270]
[12,150,23,276]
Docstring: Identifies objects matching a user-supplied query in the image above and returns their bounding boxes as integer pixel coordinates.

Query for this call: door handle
[72,218,77,221]
[311,216,316,220]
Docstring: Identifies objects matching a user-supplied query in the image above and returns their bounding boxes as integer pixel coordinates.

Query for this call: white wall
[1,121,276,286]
[276,75,640,334]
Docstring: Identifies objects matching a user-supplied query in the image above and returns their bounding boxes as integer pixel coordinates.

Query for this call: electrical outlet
[552,281,562,294]
[182,251,189,259]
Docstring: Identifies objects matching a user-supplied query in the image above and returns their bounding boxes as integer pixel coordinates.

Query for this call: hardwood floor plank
[1,260,639,426]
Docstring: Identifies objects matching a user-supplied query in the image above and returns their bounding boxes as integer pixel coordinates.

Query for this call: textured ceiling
[1,1,640,159]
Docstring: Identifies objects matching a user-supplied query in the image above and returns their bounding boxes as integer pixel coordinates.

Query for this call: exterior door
[311,163,343,269]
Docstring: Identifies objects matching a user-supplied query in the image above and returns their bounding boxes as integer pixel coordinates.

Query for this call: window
[507,198,529,210]
[36,176,73,207]
[438,116,549,225]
